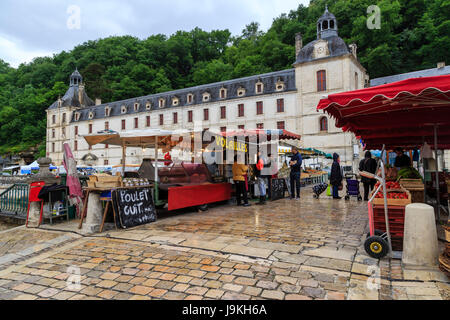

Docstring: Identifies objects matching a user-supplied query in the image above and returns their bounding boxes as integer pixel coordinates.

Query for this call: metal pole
[380,145,392,256]
[434,125,441,221]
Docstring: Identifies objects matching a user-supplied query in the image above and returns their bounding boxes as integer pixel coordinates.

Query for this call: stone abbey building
[46,8,367,167]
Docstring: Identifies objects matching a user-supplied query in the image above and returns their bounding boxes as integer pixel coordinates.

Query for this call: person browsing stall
[359,151,377,201]
[394,148,412,168]
[232,155,251,207]
[330,153,343,199]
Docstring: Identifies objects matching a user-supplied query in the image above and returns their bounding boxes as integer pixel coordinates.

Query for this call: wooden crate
[372,187,411,206]
[95,181,121,188]
[97,175,121,183]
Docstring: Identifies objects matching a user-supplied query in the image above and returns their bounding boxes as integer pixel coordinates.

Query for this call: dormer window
[121,105,127,114]
[187,93,193,104]
[276,78,285,92]
[145,101,151,110]
[74,112,80,121]
[88,111,94,120]
[202,92,211,102]
[220,88,227,99]
[172,97,179,106]
[105,106,111,117]
[255,81,264,94]
[237,87,246,97]
[134,102,139,112]
[158,98,166,108]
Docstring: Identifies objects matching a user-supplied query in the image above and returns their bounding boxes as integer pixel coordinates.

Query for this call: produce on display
[397,167,422,180]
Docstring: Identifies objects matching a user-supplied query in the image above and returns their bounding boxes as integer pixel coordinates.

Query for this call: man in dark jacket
[289,147,302,199]
[330,153,343,199]
[359,151,378,201]
[394,148,411,168]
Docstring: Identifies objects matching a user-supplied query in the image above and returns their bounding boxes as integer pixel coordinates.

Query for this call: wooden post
[122,143,126,177]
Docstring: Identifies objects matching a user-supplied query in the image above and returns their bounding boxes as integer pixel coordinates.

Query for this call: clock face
[314,41,328,58]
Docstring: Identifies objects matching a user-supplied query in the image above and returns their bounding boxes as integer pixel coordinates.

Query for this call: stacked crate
[371,186,411,251]
[440,224,450,278]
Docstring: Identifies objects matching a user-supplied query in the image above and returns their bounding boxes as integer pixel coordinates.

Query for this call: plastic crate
[373,205,406,251]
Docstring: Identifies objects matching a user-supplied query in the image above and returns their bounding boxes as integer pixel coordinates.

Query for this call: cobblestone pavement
[0,189,448,300]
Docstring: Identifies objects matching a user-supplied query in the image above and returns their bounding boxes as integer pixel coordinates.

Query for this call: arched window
[319,116,328,132]
[317,70,326,92]
[330,20,335,29]
[323,20,328,29]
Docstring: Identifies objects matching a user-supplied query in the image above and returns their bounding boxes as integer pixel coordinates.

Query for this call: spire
[317,5,338,39]
[70,68,83,87]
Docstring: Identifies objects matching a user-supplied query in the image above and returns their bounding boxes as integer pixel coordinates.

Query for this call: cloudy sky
[0,0,309,68]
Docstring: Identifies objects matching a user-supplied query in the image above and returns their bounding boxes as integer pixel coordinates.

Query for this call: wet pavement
[0,188,448,300]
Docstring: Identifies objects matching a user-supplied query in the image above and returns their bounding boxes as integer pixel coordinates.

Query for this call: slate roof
[70,69,296,123]
[294,35,350,65]
[48,85,95,110]
[370,65,450,86]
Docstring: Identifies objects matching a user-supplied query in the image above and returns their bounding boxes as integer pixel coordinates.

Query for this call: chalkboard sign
[112,187,157,228]
[271,178,286,201]
[284,178,291,197]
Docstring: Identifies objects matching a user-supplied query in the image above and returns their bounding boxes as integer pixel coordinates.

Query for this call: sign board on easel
[112,187,156,228]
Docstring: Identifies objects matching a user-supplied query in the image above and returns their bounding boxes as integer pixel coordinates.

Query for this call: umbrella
[63,143,84,217]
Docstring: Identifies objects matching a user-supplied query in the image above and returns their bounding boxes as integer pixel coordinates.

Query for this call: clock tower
[292,6,368,167]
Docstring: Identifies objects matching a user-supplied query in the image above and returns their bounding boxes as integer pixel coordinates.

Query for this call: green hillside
[0,0,448,157]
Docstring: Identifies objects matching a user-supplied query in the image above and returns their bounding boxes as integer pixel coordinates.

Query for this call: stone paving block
[261,290,285,300]
[149,288,167,298]
[274,275,297,285]
[96,280,118,289]
[37,288,59,298]
[248,240,302,254]
[172,283,190,292]
[98,290,119,299]
[204,289,224,299]
[243,286,262,296]
[303,247,356,261]
[163,291,187,300]
[256,280,278,290]
[279,284,302,294]
[222,245,273,259]
[221,292,250,300]
[129,285,153,295]
[222,283,243,292]
[271,251,308,264]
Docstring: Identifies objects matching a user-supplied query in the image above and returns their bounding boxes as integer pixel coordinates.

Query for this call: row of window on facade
[55,98,286,125]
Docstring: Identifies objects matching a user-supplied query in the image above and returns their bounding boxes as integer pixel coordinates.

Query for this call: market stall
[83,129,232,214]
[317,74,450,259]
[219,129,302,200]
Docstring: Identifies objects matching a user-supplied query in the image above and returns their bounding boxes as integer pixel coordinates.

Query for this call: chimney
[295,33,303,57]
[349,43,357,58]
[78,82,85,105]
[95,98,102,105]
[437,62,445,69]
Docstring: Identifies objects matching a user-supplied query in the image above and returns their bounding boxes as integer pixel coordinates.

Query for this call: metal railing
[0,183,29,216]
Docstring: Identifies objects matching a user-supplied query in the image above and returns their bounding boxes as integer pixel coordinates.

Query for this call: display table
[167,182,231,211]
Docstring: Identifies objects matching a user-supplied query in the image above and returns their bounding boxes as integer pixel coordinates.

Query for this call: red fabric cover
[29,181,45,202]
[316,75,450,149]
[168,183,231,211]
